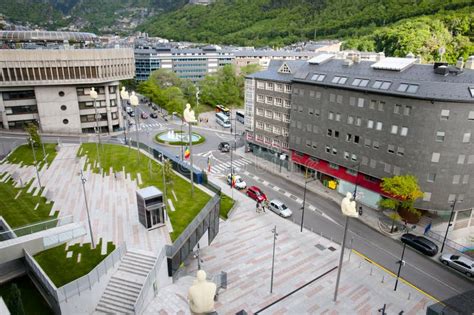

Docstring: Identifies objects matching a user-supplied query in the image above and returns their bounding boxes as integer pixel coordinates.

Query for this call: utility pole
[80,169,95,249]
[300,177,316,232]
[394,243,407,291]
[441,199,456,253]
[270,225,278,294]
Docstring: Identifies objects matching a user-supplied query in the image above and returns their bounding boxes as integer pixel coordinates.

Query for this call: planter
[398,207,421,224]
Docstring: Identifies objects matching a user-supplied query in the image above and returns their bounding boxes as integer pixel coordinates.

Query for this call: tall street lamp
[300,175,317,232]
[130,91,140,162]
[90,87,101,167]
[270,225,278,294]
[441,199,457,253]
[120,87,130,145]
[80,169,95,249]
[394,241,407,291]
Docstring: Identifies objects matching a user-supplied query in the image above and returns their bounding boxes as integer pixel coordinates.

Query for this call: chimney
[456,57,464,70]
[376,52,385,62]
[465,56,474,70]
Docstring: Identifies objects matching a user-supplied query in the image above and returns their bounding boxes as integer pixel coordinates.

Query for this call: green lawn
[6,143,57,166]
[77,143,211,241]
[0,276,53,315]
[0,179,57,229]
[34,240,115,288]
[220,193,235,219]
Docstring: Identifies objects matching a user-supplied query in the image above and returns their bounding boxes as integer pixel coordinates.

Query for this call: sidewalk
[143,177,435,314]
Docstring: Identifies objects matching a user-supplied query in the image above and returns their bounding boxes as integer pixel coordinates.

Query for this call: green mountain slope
[140,0,473,62]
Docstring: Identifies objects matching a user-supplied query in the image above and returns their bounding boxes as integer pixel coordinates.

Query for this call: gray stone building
[245,54,474,214]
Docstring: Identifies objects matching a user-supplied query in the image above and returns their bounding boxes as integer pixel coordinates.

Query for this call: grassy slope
[78,143,211,241]
[220,193,235,220]
[6,143,57,167]
[34,241,115,287]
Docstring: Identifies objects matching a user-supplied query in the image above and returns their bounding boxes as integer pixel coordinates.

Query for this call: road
[1,102,472,309]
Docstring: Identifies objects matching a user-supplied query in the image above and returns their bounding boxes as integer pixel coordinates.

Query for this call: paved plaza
[144,180,435,314]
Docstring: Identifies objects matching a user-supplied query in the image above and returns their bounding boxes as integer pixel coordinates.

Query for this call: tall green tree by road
[379,175,424,218]
[25,123,41,148]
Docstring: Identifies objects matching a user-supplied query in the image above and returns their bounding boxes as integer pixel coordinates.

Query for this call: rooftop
[0,31,98,43]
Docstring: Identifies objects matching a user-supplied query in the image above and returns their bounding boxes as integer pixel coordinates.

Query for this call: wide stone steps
[95,249,157,314]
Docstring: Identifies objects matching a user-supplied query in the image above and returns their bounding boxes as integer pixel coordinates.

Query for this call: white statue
[341,192,359,217]
[183,103,197,123]
[188,270,216,315]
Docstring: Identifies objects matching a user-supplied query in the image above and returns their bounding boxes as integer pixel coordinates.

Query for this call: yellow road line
[352,249,442,304]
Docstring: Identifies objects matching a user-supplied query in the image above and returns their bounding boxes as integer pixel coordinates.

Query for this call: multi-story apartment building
[0,31,135,134]
[134,46,233,82]
[246,54,474,213]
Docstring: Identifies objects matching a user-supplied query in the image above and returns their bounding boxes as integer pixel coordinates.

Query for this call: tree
[5,283,25,315]
[25,123,41,148]
[379,175,423,218]
[163,159,174,189]
[388,212,402,233]
[199,64,242,108]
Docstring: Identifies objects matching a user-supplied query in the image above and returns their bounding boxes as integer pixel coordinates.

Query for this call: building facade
[0,48,135,133]
[135,46,233,82]
[246,55,474,213]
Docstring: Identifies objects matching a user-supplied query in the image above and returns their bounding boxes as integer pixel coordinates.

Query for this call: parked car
[141,112,149,119]
[401,233,439,257]
[268,200,292,218]
[246,186,267,202]
[128,111,135,117]
[152,105,158,111]
[150,112,158,119]
[227,174,246,189]
[218,142,230,152]
[440,254,474,277]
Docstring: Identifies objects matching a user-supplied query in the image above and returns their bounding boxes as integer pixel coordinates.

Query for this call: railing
[0,215,73,240]
[133,248,166,315]
[425,230,473,254]
[57,243,127,302]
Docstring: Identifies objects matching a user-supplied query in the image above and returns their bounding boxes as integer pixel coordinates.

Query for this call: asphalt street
[1,102,472,308]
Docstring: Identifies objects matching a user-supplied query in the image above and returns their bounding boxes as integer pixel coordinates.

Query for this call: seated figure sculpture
[341,192,359,217]
[188,270,217,315]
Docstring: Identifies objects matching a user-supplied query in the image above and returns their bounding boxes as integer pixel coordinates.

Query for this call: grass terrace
[34,240,115,288]
[77,143,211,241]
[220,193,235,219]
[5,143,57,166]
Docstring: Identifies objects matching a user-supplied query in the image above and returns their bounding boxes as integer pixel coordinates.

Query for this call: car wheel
[466,272,472,277]
[442,260,449,265]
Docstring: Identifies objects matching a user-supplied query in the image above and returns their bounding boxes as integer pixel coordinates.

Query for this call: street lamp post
[183,104,197,195]
[90,87,101,168]
[441,199,456,253]
[120,87,130,146]
[300,176,317,232]
[279,154,286,173]
[79,169,95,249]
[270,225,278,294]
[29,138,42,187]
[130,91,140,163]
[394,242,407,291]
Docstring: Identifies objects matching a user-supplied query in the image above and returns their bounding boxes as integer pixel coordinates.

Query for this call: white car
[269,200,293,218]
[227,174,247,189]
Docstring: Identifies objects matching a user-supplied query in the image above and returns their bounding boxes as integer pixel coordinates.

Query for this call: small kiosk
[136,186,165,229]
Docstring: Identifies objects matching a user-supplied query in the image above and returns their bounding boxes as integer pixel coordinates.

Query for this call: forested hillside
[140,0,474,62]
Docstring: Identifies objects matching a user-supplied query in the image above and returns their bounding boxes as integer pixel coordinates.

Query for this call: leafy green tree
[379,175,423,217]
[388,212,402,233]
[5,283,25,315]
[163,159,174,190]
[199,64,242,108]
[25,123,41,148]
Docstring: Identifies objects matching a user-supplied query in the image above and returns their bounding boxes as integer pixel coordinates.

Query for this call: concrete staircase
[95,249,156,314]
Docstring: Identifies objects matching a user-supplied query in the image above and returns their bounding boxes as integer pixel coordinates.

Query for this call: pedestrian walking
[256,201,261,213]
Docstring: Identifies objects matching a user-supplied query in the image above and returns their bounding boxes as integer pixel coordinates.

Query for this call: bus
[236,110,245,124]
[216,112,231,128]
[216,104,230,117]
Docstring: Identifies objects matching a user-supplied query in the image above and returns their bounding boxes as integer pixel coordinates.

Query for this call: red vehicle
[246,186,267,202]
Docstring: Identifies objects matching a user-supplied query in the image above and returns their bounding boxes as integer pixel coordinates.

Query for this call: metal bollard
[359,262,362,268]
[370,267,373,276]
[381,275,385,283]
[407,293,411,300]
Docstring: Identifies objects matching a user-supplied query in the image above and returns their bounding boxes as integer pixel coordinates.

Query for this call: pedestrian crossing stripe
[210,158,252,174]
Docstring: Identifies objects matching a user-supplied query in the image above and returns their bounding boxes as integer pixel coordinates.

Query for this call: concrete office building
[245,54,474,213]
[134,45,233,82]
[0,31,135,134]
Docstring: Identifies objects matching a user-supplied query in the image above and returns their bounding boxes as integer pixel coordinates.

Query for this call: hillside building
[245,54,474,214]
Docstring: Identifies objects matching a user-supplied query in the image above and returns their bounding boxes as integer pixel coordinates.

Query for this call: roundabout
[155,129,205,145]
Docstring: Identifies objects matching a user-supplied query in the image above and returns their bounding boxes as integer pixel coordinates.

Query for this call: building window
[311,74,326,81]
[265,110,273,118]
[373,80,392,90]
[332,148,337,155]
[351,154,357,162]
[393,166,401,175]
[275,98,282,107]
[335,113,341,121]
[306,139,311,147]
[257,94,264,102]
[423,192,431,201]
[441,110,450,120]
[364,139,371,147]
[448,194,456,203]
[463,174,469,184]
[256,108,264,116]
[370,100,376,110]
[397,147,405,156]
[427,173,436,182]
[315,91,321,99]
[463,132,471,143]
[59,91,65,97]
[336,95,343,104]
[60,105,67,111]
[387,145,395,154]
[373,141,379,149]
[376,122,383,131]
[469,155,474,164]
[329,163,339,169]
[436,131,445,142]
[347,116,354,125]
[458,154,465,164]
[384,163,391,173]
[453,175,461,184]
[266,82,274,90]
[391,125,398,134]
[256,121,264,129]
[285,84,292,93]
[63,119,69,124]
[367,120,374,129]
[469,111,474,120]
[355,117,362,126]
[397,83,419,93]
[431,152,440,163]
[273,112,282,121]
[403,105,412,116]
[325,146,331,153]
[378,101,385,111]
[276,84,283,92]
[400,127,408,136]
[329,93,336,102]
[265,96,273,104]
[344,151,350,160]
[283,100,291,108]
[352,78,369,87]
[328,112,334,120]
[394,104,401,114]
[349,97,356,106]
[370,159,377,168]
[357,98,364,108]
[332,76,348,84]
[257,81,265,89]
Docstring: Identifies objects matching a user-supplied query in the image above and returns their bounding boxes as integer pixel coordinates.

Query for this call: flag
[207,156,211,172]
[184,146,190,159]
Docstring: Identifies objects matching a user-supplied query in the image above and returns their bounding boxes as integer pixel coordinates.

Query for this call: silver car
[440,254,474,277]
[268,200,293,218]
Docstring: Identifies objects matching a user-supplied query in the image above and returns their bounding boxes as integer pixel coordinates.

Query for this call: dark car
[246,186,267,202]
[218,142,230,152]
[401,233,439,257]
[150,112,158,118]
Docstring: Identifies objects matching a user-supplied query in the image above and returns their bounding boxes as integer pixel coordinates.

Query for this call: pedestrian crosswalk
[128,123,165,132]
[209,158,253,175]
